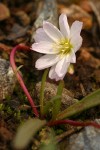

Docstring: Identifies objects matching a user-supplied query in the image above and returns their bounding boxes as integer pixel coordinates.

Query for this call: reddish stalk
[47,119,100,129]
[10,44,39,117]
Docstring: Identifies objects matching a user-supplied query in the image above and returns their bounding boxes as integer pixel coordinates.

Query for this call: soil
[0,0,100,149]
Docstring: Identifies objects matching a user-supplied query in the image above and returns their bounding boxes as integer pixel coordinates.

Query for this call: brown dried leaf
[14,11,30,26]
[0,43,12,53]
[79,49,100,68]
[0,3,10,21]
[79,0,92,12]
[59,4,92,29]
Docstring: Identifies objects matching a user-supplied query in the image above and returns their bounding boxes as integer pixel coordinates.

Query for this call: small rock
[34,0,58,28]
[0,58,16,100]
[0,3,10,21]
[35,82,78,110]
[6,23,29,41]
[31,0,58,41]
[61,119,100,150]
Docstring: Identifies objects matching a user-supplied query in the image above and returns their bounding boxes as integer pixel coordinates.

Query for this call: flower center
[54,39,73,57]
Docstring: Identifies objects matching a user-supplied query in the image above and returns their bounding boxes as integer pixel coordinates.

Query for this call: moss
[0,103,4,111]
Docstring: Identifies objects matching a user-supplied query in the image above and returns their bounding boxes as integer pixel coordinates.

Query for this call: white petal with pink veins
[31,41,57,54]
[49,65,59,80]
[69,51,76,63]
[55,57,70,77]
[60,51,76,63]
[34,28,53,42]
[71,35,83,52]
[35,54,60,70]
[43,21,64,42]
[70,21,83,38]
[49,65,64,81]
[59,14,70,38]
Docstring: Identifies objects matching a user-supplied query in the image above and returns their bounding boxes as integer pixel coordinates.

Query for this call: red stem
[10,44,39,117]
[47,120,100,129]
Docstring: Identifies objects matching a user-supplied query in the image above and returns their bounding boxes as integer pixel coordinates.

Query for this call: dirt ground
[0,0,100,149]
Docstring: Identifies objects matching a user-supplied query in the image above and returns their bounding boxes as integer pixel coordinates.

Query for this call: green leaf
[13,119,46,149]
[52,80,64,120]
[57,89,100,120]
[43,95,61,116]
[56,80,64,95]
[39,128,57,150]
[40,69,49,116]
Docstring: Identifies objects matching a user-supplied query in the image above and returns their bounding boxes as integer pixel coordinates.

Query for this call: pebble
[34,0,58,28]
[35,82,78,110]
[6,23,29,41]
[31,0,58,41]
[0,58,16,100]
[60,119,100,150]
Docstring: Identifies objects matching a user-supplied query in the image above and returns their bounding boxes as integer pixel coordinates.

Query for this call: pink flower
[31,14,83,81]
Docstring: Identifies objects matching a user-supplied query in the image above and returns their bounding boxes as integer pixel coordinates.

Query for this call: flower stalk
[40,68,49,117]
[10,44,39,117]
[47,120,100,129]
[52,80,64,120]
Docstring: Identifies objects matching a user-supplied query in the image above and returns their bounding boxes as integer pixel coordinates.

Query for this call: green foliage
[0,103,4,111]
[39,128,57,150]
[13,119,46,149]
[43,95,61,117]
[57,89,100,120]
[42,80,64,120]
[52,80,64,120]
[0,103,22,121]
[40,69,49,116]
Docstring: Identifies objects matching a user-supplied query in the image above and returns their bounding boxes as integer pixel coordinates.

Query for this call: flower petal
[31,41,57,54]
[43,21,64,42]
[49,65,59,80]
[60,51,76,63]
[70,51,76,63]
[59,14,70,38]
[55,57,70,77]
[36,28,42,34]
[34,28,53,42]
[70,21,83,38]
[35,54,59,70]
[49,65,64,81]
[71,35,82,52]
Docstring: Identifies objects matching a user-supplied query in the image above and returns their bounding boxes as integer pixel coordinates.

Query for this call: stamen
[58,39,73,55]
[53,39,73,56]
